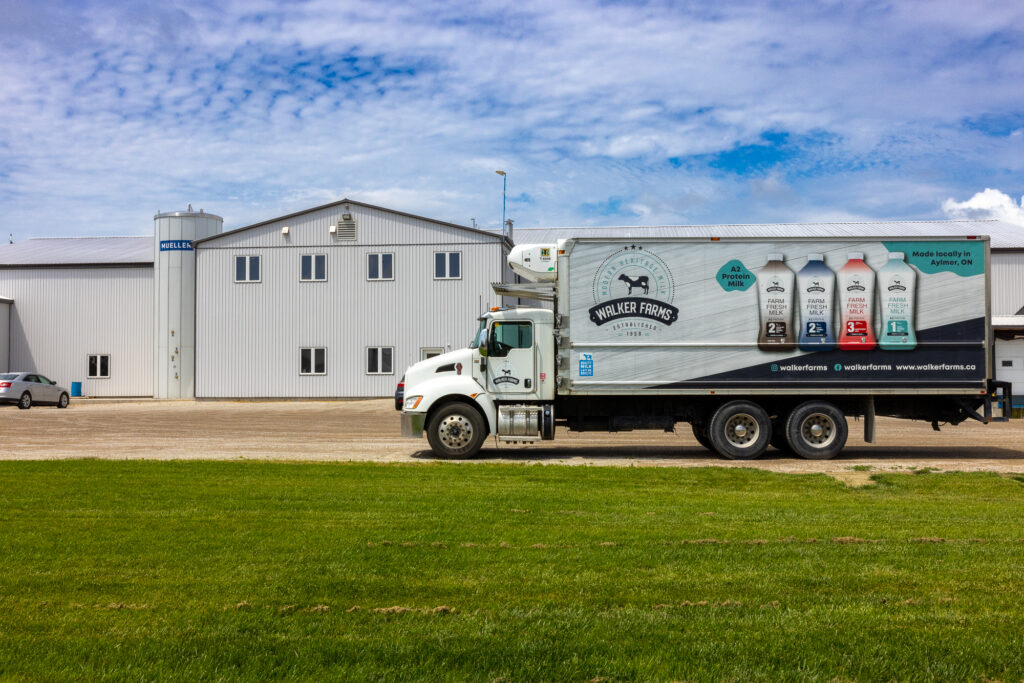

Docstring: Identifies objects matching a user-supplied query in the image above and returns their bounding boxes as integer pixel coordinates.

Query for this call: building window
[367,253,394,280]
[300,348,327,375]
[421,347,444,360]
[301,254,327,281]
[434,251,461,279]
[235,255,261,282]
[1002,359,1014,368]
[367,346,394,375]
[88,354,110,379]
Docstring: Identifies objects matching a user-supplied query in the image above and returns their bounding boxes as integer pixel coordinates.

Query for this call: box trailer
[399,235,1011,459]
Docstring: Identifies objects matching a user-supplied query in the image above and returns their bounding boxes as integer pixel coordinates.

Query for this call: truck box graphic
[561,237,988,393]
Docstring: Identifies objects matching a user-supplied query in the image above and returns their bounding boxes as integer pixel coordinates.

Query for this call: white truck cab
[400,306,556,458]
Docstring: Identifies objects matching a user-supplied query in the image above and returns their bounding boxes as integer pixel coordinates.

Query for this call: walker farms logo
[589,245,678,335]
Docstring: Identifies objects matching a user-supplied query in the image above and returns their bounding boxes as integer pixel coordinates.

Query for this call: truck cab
[400,307,556,458]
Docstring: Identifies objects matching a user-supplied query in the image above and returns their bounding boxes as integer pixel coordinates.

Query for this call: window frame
[433,251,462,280]
[299,347,327,376]
[300,254,327,282]
[234,255,262,283]
[366,252,395,281]
[366,346,395,375]
[87,354,110,379]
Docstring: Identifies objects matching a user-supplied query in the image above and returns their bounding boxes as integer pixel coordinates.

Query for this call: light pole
[495,170,506,240]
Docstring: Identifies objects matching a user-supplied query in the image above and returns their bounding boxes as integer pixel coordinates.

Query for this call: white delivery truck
[399,236,1011,460]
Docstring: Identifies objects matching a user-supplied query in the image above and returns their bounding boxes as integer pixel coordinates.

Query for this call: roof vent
[335,213,356,241]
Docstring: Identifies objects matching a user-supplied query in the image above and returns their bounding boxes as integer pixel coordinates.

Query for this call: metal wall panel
[196,237,506,398]
[992,252,1024,316]
[0,267,153,396]
[0,302,9,373]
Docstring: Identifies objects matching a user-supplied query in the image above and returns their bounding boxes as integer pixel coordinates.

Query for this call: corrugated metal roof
[0,237,153,266]
[510,219,1024,249]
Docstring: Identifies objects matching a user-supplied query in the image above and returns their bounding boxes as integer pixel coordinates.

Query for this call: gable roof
[0,237,153,266]
[194,197,507,246]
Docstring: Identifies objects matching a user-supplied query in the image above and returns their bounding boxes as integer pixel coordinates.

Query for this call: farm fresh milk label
[588,245,678,337]
[756,253,796,351]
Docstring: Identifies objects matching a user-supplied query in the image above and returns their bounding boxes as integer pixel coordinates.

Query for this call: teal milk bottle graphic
[757,253,796,351]
[838,252,877,350]
[797,253,836,351]
[878,251,917,350]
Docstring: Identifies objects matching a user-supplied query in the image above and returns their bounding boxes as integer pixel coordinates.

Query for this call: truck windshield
[469,319,487,349]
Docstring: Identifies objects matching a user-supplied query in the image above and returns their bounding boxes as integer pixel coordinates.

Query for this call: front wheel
[707,400,771,460]
[58,393,70,409]
[785,401,848,460]
[18,392,32,410]
[425,402,487,459]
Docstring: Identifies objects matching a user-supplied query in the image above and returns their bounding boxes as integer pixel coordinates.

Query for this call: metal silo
[154,208,223,398]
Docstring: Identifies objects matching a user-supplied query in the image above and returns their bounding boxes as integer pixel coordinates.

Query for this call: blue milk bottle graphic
[797,253,836,351]
[877,251,917,350]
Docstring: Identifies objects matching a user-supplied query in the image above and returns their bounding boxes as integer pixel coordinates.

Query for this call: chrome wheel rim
[438,414,474,451]
[800,413,836,448]
[724,413,759,448]
[20,394,30,408]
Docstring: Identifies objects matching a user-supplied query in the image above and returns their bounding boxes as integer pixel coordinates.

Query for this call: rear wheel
[690,422,714,451]
[785,401,848,460]
[426,402,487,459]
[58,393,70,409]
[707,400,771,460]
[18,392,32,410]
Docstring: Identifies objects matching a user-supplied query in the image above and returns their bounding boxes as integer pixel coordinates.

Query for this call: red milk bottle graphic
[838,252,876,350]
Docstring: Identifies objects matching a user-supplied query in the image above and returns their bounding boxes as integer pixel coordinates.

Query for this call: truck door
[487,321,535,396]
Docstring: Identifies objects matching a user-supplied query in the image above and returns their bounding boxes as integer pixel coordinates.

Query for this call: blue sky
[1,0,1023,238]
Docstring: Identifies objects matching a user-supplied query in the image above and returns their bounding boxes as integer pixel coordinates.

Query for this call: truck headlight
[404,396,423,410]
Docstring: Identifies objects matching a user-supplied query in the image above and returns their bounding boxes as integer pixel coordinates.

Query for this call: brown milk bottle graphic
[757,253,796,351]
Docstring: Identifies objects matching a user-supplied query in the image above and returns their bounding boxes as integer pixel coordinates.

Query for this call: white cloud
[0,0,1023,236]
[942,189,1024,226]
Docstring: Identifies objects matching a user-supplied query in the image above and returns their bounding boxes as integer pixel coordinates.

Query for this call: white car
[0,372,71,409]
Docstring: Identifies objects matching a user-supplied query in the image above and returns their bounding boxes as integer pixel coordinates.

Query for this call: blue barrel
[71,382,82,397]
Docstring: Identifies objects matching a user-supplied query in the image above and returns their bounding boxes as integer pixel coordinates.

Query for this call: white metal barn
[0,202,1021,404]
[192,199,510,398]
[0,237,154,396]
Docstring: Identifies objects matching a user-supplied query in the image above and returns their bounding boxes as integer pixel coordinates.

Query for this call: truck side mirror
[478,329,489,357]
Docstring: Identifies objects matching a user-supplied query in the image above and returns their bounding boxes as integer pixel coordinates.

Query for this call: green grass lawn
[1,462,1023,681]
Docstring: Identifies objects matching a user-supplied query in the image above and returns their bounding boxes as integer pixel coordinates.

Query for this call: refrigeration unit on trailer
[399,236,1011,460]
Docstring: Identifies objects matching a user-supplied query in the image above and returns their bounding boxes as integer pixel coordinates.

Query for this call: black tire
[57,393,70,409]
[785,401,848,460]
[425,402,487,459]
[690,422,714,451]
[18,392,32,410]
[707,400,771,460]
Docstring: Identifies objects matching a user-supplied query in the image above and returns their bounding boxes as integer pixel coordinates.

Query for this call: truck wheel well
[427,396,492,434]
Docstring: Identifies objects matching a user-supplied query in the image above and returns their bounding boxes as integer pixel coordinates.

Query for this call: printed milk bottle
[757,253,796,351]
[797,253,836,351]
[877,251,917,350]
[838,252,876,350]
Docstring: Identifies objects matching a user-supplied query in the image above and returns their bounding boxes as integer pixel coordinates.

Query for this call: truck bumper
[401,412,425,438]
